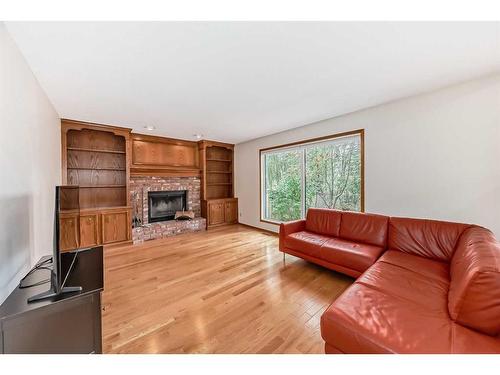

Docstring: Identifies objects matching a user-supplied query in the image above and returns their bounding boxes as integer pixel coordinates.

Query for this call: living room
[0,1,499,373]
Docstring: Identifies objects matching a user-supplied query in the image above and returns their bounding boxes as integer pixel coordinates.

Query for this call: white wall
[235,74,500,237]
[0,23,61,303]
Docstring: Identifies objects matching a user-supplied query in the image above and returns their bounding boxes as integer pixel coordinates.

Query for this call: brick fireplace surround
[130,176,206,243]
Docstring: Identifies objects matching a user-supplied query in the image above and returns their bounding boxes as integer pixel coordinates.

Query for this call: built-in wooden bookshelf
[60,119,132,250]
[199,141,238,228]
[65,128,128,208]
[204,144,234,199]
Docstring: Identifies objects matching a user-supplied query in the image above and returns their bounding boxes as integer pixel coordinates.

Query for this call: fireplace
[148,190,187,223]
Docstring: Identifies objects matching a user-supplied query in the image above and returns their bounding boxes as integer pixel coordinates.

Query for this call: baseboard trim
[238,223,278,236]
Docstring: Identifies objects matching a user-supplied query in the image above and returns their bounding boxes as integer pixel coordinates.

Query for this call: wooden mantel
[130,133,202,177]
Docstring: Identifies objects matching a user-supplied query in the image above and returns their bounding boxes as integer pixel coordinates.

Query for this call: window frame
[259,129,365,225]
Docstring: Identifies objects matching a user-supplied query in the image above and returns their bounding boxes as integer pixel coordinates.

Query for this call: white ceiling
[5,22,500,144]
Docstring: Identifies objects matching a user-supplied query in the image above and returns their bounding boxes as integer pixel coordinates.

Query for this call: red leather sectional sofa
[279,208,500,353]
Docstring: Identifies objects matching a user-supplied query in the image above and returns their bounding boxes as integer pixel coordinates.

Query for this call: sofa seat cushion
[321,282,452,353]
[321,253,452,353]
[284,231,331,257]
[320,282,500,353]
[319,238,384,273]
[357,257,449,311]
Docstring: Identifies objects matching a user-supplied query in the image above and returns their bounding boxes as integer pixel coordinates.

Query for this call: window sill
[260,218,283,226]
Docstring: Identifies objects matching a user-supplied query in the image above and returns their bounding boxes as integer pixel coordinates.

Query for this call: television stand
[0,246,103,353]
[27,251,83,303]
[27,285,83,303]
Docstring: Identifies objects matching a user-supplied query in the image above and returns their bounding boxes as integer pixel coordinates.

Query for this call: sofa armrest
[279,219,306,251]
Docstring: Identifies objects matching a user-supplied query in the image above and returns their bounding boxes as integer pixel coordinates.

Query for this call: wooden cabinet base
[60,206,132,252]
[202,198,238,228]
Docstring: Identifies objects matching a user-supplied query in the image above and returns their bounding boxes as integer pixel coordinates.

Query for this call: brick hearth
[132,217,206,243]
[130,176,206,243]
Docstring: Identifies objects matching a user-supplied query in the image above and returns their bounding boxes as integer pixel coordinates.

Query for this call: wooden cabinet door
[224,200,238,224]
[80,214,99,247]
[101,211,129,244]
[59,214,79,252]
[208,202,225,226]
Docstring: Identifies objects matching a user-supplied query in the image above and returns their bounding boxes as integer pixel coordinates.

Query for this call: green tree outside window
[262,133,362,222]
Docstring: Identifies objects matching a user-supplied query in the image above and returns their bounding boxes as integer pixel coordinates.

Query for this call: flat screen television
[27,186,83,303]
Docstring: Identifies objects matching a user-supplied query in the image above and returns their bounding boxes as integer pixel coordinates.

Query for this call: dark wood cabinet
[0,247,104,354]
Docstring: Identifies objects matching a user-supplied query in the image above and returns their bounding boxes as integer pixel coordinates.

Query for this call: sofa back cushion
[305,208,342,237]
[448,226,500,336]
[339,211,389,247]
[388,217,470,262]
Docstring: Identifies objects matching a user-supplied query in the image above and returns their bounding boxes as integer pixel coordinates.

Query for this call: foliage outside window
[261,131,363,223]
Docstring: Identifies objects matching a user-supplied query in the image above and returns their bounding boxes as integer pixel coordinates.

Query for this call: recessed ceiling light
[144,125,156,131]
[193,134,203,140]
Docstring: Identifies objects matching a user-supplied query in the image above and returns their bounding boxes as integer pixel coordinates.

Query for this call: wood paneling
[102,224,353,353]
[80,214,99,247]
[130,134,200,176]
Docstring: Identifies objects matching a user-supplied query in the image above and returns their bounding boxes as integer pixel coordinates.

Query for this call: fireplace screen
[148,190,187,223]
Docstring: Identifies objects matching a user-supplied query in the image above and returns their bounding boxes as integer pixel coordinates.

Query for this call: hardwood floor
[102,224,353,353]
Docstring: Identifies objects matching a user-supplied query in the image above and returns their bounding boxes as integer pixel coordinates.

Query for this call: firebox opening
[148,190,187,223]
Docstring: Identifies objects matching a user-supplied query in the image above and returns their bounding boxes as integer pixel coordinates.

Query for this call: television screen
[55,186,80,288]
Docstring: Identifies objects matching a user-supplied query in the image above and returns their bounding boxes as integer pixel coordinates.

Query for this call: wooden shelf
[207,183,233,186]
[206,158,232,162]
[68,167,126,171]
[79,205,132,213]
[67,147,126,154]
[79,185,126,188]
[61,205,131,214]
[207,170,232,174]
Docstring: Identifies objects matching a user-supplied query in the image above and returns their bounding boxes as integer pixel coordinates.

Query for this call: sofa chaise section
[320,217,500,354]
